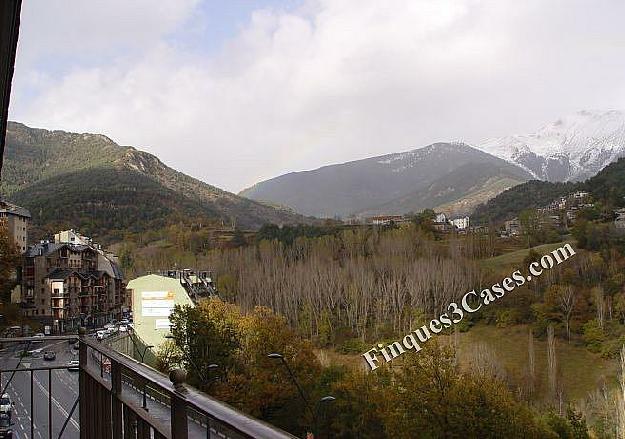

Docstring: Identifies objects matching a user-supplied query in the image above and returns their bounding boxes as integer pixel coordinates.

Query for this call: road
[0,337,212,438]
[0,338,80,439]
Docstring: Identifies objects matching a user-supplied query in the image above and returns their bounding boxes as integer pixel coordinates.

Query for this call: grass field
[457,324,617,403]
[480,239,576,274]
[324,322,617,404]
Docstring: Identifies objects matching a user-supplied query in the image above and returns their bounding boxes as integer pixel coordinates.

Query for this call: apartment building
[450,216,470,230]
[0,199,30,253]
[21,231,128,331]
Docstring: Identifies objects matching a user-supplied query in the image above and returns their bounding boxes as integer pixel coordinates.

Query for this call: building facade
[450,216,470,230]
[21,232,128,331]
[0,200,30,253]
[127,274,195,350]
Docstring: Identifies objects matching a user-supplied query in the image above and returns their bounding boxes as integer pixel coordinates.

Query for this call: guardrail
[0,334,298,439]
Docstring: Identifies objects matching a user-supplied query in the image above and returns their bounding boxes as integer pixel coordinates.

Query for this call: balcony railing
[0,334,297,439]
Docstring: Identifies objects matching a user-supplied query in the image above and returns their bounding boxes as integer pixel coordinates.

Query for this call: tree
[383,343,558,438]
[557,285,577,342]
[411,209,436,235]
[163,298,322,436]
[0,221,20,301]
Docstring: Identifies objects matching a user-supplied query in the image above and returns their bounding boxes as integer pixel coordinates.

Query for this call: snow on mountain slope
[477,110,625,182]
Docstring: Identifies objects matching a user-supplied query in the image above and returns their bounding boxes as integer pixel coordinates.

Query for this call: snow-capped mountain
[477,110,625,182]
[240,142,532,217]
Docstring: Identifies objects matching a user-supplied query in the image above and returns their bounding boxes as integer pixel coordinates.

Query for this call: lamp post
[140,345,154,362]
[314,396,336,439]
[165,334,209,383]
[138,344,155,410]
[207,363,219,381]
[267,352,335,438]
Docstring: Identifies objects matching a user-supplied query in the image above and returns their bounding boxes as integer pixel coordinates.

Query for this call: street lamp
[267,353,310,409]
[140,345,154,362]
[165,334,210,382]
[314,396,336,438]
[268,353,336,438]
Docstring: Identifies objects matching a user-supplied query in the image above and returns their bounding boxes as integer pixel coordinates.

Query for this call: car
[27,348,43,358]
[31,333,45,343]
[0,394,12,416]
[67,360,79,371]
[0,413,13,438]
[119,319,130,325]
[103,323,115,330]
[96,330,107,340]
[43,351,56,361]
[118,325,128,332]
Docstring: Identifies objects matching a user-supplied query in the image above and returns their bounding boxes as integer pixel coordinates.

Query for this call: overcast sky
[9,0,625,192]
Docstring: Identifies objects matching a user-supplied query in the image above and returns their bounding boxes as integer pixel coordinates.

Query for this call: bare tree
[547,326,557,406]
[528,328,535,397]
[619,344,625,438]
[594,286,606,330]
[557,285,577,342]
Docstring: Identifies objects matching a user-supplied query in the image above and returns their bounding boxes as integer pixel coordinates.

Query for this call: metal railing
[0,333,298,439]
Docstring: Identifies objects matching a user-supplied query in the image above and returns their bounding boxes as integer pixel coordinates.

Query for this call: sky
[9,0,625,193]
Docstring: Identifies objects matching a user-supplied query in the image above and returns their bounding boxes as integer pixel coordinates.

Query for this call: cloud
[9,0,625,192]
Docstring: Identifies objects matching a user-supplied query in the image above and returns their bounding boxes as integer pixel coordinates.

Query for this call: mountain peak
[477,110,625,182]
[2,122,311,238]
[240,141,531,217]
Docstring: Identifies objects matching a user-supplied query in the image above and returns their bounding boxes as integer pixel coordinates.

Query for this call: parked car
[28,348,43,358]
[0,394,12,416]
[118,325,128,332]
[31,333,45,343]
[43,351,56,361]
[67,360,79,371]
[96,330,107,340]
[0,413,13,438]
[119,319,130,325]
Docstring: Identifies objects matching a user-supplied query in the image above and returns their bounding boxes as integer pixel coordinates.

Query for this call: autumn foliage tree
[163,298,322,435]
[0,221,20,301]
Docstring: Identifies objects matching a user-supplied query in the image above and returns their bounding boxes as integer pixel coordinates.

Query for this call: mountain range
[473,156,625,225]
[240,143,533,218]
[477,110,625,182]
[0,122,310,243]
[241,110,625,218]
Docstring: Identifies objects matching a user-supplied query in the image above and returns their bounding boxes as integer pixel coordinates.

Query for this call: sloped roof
[0,199,31,218]
[25,242,95,258]
[45,268,77,280]
[46,268,109,281]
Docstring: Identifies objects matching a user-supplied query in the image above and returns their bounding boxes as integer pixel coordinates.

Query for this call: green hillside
[473,157,625,224]
[1,122,312,242]
[9,166,221,243]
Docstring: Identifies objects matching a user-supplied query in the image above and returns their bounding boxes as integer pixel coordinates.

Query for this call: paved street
[0,339,80,439]
[0,338,211,438]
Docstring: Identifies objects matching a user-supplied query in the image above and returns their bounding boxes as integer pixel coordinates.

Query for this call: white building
[435,212,447,223]
[54,229,92,246]
[450,216,470,230]
[127,274,195,349]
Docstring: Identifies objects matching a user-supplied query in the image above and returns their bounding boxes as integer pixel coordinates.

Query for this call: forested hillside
[241,142,531,217]
[1,122,311,243]
[473,157,625,224]
[152,218,625,437]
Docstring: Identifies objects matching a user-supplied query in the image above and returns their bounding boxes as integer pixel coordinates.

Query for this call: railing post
[111,359,122,438]
[170,369,188,439]
[79,327,88,439]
